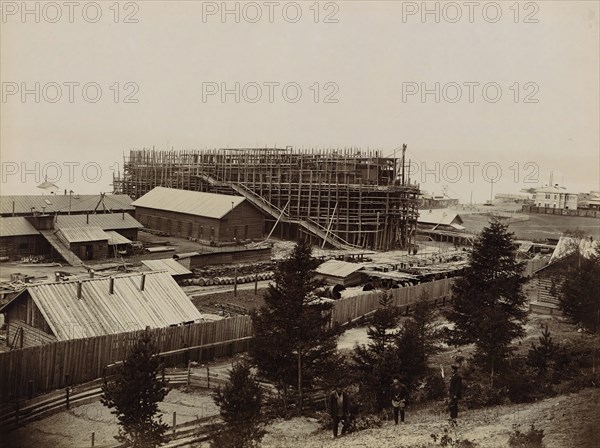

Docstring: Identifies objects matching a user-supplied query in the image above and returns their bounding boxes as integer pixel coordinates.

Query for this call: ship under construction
[112,146,420,251]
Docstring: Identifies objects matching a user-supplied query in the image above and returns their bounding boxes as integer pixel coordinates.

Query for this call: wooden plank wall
[0,316,253,401]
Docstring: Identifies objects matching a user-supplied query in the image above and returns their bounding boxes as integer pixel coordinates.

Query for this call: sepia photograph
[0,1,599,447]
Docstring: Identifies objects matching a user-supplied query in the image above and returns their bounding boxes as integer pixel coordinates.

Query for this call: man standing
[329,388,350,438]
[449,364,463,424]
[391,378,408,425]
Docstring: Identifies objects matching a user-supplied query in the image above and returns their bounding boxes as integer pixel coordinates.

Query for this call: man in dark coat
[391,378,409,424]
[329,388,350,437]
[449,364,463,423]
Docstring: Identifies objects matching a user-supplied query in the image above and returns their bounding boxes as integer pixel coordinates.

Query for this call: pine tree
[250,239,341,415]
[527,325,560,376]
[560,243,600,333]
[446,219,528,379]
[211,359,264,448]
[352,293,400,411]
[396,294,442,387]
[101,331,170,448]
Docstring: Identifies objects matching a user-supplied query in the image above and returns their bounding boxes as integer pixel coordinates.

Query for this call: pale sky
[1,1,598,202]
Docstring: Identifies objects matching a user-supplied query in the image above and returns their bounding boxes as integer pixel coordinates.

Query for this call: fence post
[65,385,70,410]
[161,358,165,383]
[254,275,258,294]
[172,411,177,435]
[91,431,95,447]
[207,366,210,389]
[27,380,34,400]
[187,360,191,386]
[234,268,238,297]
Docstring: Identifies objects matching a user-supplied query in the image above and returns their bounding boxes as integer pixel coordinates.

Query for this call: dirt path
[261,388,600,448]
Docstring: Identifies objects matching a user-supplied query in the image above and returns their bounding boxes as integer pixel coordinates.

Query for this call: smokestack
[140,274,146,291]
[86,213,89,224]
[76,282,82,300]
[55,272,61,282]
[109,277,114,294]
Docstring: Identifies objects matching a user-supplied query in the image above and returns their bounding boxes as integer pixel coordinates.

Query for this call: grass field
[461,213,600,241]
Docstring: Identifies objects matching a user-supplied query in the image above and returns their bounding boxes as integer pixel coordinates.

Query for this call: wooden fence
[0,316,253,402]
[330,277,455,325]
[0,278,454,403]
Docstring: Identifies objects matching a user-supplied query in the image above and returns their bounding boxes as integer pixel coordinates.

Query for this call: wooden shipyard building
[132,187,265,243]
[113,147,420,250]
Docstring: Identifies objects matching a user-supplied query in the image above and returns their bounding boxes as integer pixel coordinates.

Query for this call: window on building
[210,226,215,240]
[188,222,193,237]
[177,221,182,235]
[545,194,550,199]
[198,226,203,239]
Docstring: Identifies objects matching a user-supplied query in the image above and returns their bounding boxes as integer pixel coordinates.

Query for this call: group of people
[328,364,463,438]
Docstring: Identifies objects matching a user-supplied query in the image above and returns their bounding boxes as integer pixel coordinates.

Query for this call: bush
[508,424,545,448]
[431,425,478,447]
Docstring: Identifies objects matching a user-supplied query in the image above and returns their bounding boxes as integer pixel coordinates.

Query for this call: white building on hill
[534,185,578,210]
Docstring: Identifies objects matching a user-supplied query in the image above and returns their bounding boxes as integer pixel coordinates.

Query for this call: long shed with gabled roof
[0,271,203,348]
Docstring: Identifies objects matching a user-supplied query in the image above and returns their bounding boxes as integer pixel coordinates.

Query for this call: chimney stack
[109,277,114,294]
[86,213,89,224]
[140,274,146,291]
[55,272,61,282]
[76,281,82,300]
[89,269,95,278]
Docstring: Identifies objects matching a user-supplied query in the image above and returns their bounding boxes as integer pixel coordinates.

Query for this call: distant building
[0,193,134,217]
[418,192,459,209]
[0,271,202,348]
[494,193,533,204]
[533,185,578,210]
[578,191,600,210]
[132,187,265,243]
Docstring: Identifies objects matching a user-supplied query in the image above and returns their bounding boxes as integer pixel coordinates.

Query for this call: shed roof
[57,226,108,243]
[315,260,364,278]
[105,230,132,245]
[53,213,142,231]
[417,209,463,227]
[141,258,193,276]
[1,271,202,340]
[132,187,246,219]
[0,194,133,216]
[0,217,39,237]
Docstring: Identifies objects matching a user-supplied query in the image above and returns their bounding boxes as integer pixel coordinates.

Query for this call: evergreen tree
[527,325,560,376]
[211,360,264,448]
[560,243,600,333]
[446,219,528,379]
[250,239,340,414]
[396,294,442,387]
[101,331,170,448]
[352,293,400,411]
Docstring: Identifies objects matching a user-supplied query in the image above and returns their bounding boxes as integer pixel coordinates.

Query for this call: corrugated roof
[132,187,245,219]
[53,213,142,231]
[0,217,39,237]
[316,260,364,278]
[417,209,463,226]
[141,258,192,276]
[0,194,133,216]
[105,230,132,245]
[58,226,108,243]
[3,271,202,340]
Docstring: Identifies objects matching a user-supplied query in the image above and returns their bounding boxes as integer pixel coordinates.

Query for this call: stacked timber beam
[113,147,420,251]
